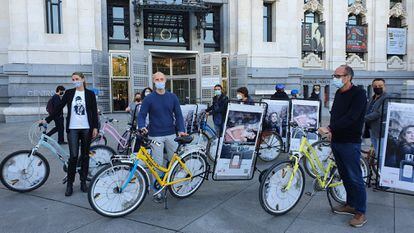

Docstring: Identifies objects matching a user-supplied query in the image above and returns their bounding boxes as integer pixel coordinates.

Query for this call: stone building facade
[0,0,413,122]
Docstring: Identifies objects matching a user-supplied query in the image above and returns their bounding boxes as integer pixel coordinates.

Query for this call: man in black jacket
[270,84,289,100]
[319,65,367,227]
[206,84,228,135]
[46,86,66,144]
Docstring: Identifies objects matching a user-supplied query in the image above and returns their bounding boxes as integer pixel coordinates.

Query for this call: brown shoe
[332,205,356,216]
[349,213,367,228]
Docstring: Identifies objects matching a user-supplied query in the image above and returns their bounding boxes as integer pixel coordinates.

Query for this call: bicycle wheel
[206,137,219,161]
[259,161,305,215]
[0,150,50,192]
[88,162,148,218]
[91,135,107,146]
[189,132,209,149]
[304,140,331,178]
[328,168,346,205]
[168,151,208,198]
[258,132,283,162]
[328,157,370,205]
[117,130,130,154]
[88,145,116,180]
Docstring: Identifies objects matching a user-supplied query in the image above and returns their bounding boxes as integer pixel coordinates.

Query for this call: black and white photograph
[262,100,289,142]
[180,105,197,133]
[289,99,320,151]
[214,103,265,180]
[380,102,414,191]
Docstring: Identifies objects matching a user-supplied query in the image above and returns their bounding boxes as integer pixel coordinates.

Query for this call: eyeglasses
[332,74,348,79]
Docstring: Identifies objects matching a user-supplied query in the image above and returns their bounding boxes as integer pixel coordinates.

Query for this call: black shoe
[58,141,68,145]
[80,181,88,193]
[65,183,73,196]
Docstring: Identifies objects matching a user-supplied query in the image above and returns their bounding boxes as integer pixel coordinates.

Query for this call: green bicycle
[259,123,358,215]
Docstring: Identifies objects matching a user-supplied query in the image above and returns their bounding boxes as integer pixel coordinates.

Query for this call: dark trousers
[331,142,367,214]
[67,129,91,183]
[46,116,65,143]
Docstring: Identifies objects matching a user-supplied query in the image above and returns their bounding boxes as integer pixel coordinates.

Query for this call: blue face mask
[73,81,83,88]
[332,78,344,89]
[214,90,221,96]
[155,82,165,90]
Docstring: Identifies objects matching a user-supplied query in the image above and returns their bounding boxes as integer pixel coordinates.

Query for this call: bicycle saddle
[174,135,193,145]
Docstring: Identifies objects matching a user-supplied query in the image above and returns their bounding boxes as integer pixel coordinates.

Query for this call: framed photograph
[213,103,265,180]
[180,105,197,133]
[262,99,290,144]
[289,99,320,151]
[380,102,414,191]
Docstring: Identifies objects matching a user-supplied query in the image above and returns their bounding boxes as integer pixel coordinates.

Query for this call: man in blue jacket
[138,72,187,200]
[319,65,367,228]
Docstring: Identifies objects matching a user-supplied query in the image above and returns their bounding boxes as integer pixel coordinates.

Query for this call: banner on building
[380,102,414,191]
[302,23,325,52]
[289,99,320,151]
[387,28,407,55]
[346,26,368,53]
[213,103,265,180]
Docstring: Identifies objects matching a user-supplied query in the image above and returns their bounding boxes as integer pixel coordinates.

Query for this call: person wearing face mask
[236,87,254,105]
[141,87,153,101]
[205,84,228,135]
[41,72,99,197]
[364,78,390,167]
[271,84,290,100]
[318,65,368,228]
[125,92,142,127]
[46,85,66,144]
[138,72,187,202]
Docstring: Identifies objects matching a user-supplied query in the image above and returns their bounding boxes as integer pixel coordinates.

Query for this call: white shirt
[69,90,90,129]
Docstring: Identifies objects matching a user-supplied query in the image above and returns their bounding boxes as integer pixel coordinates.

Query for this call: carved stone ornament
[303,0,324,14]
[346,54,366,70]
[302,53,324,68]
[348,0,367,16]
[387,56,406,70]
[389,3,407,19]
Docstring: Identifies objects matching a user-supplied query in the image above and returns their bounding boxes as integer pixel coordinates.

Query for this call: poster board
[380,102,414,191]
[262,99,290,145]
[289,99,320,151]
[302,22,325,52]
[213,103,265,180]
[387,28,407,55]
[346,25,368,53]
[180,105,197,133]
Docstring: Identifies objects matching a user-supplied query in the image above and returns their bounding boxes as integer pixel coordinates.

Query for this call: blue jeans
[331,143,367,214]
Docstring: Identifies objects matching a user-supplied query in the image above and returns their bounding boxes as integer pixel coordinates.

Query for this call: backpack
[46,97,54,114]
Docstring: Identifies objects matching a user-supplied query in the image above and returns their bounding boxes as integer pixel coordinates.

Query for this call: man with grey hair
[138,72,187,201]
[319,65,368,227]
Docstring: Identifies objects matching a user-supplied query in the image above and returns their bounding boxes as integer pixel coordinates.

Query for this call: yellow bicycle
[88,132,208,217]
[259,123,347,215]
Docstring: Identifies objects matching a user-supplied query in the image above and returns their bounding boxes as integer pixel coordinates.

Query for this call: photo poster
[213,103,265,180]
[387,28,407,55]
[380,102,414,191]
[262,99,290,144]
[180,104,197,133]
[346,25,368,53]
[302,22,325,52]
[289,99,320,152]
[192,104,208,133]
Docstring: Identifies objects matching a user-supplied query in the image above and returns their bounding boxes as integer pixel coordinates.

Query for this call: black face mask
[59,91,64,96]
[373,87,383,95]
[135,98,141,102]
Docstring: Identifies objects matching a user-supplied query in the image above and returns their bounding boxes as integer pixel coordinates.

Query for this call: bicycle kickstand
[163,188,168,210]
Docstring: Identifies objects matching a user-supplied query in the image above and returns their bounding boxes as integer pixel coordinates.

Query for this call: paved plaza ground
[0,114,413,233]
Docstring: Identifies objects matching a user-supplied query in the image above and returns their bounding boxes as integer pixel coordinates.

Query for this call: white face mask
[145,91,151,96]
[236,94,243,100]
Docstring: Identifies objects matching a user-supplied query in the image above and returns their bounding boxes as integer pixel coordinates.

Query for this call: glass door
[110,52,130,111]
[172,79,190,104]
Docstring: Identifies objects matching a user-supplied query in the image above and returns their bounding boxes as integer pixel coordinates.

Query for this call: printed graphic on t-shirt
[74,96,86,115]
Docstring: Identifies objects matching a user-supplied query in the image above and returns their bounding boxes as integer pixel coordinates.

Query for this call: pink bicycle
[91,113,135,154]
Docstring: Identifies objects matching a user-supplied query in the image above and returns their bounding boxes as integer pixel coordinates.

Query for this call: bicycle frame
[120,146,193,192]
[100,122,129,148]
[33,134,68,165]
[285,132,342,191]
